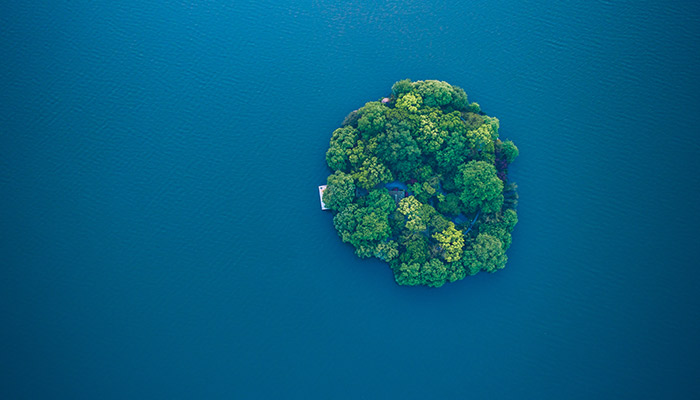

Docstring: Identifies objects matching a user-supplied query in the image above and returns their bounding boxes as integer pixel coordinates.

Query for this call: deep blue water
[2,0,700,398]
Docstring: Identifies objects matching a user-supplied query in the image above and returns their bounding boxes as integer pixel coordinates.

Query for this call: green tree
[394,262,421,286]
[462,233,507,274]
[416,112,445,155]
[436,131,469,175]
[445,260,467,282]
[455,160,504,214]
[326,126,358,172]
[399,234,429,265]
[479,208,518,250]
[414,80,454,108]
[333,204,392,258]
[352,210,391,257]
[432,222,465,262]
[391,79,414,97]
[395,92,423,114]
[355,156,393,190]
[362,188,397,216]
[501,140,519,164]
[420,203,448,235]
[408,179,439,204]
[450,85,468,110]
[323,171,356,211]
[398,196,427,233]
[346,138,367,170]
[333,204,361,244]
[357,102,387,139]
[434,111,469,174]
[436,193,462,216]
[374,125,421,182]
[341,109,361,127]
[421,258,448,287]
[462,111,485,130]
[374,240,399,261]
[468,123,496,154]
[485,116,500,134]
[389,209,406,237]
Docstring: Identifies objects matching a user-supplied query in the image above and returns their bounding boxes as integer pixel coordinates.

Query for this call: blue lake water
[2,0,700,398]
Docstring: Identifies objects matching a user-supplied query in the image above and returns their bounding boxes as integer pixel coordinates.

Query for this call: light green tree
[468,123,496,155]
[416,113,445,155]
[395,92,422,114]
[432,222,465,262]
[374,240,399,261]
[398,196,427,233]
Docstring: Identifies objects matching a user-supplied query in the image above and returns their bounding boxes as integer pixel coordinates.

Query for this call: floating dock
[319,185,329,210]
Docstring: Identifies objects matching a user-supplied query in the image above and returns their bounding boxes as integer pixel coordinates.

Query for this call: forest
[323,79,519,287]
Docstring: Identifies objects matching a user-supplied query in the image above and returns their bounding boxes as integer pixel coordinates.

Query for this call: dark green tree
[503,182,519,210]
[501,140,519,164]
[391,79,414,97]
[479,209,518,250]
[436,193,462,216]
[399,234,430,265]
[449,85,468,110]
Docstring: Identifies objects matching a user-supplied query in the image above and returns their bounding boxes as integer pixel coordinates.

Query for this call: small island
[322,79,519,287]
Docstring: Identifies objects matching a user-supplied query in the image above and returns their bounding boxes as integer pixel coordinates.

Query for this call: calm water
[2,0,700,398]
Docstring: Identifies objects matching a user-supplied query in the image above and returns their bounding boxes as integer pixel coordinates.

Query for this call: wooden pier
[318,185,329,210]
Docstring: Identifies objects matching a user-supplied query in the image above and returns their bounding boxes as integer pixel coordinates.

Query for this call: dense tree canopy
[455,161,504,214]
[323,79,520,287]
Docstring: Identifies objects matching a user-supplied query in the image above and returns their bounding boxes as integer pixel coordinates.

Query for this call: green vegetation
[323,79,519,287]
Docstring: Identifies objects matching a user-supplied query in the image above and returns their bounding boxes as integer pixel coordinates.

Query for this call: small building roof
[388,188,406,204]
